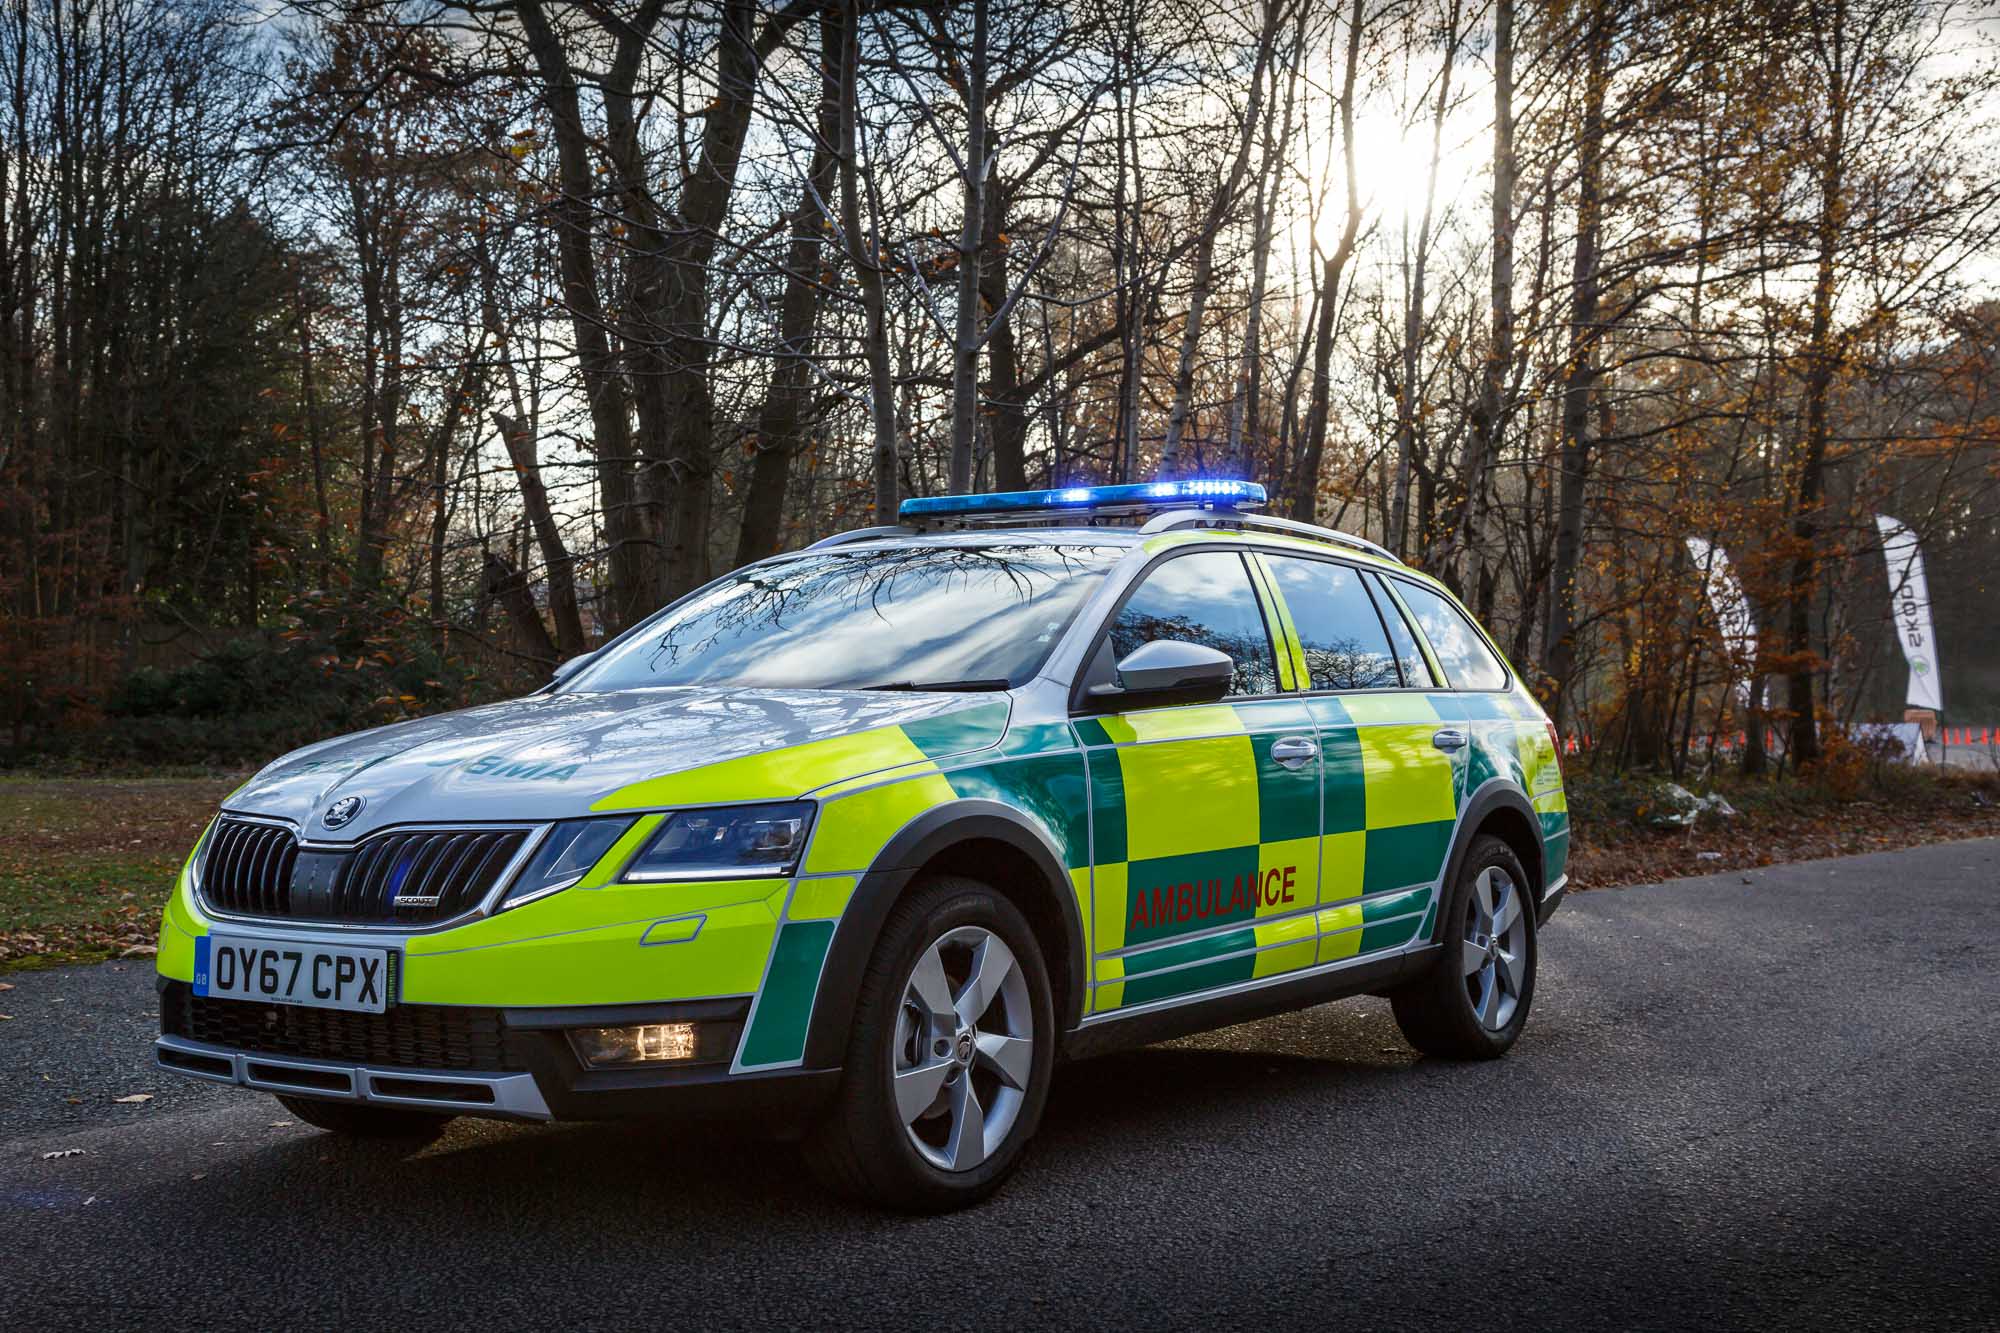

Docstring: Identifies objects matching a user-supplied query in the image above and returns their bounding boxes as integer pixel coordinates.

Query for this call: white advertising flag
[1685,537,1757,702]
[1876,515,1942,712]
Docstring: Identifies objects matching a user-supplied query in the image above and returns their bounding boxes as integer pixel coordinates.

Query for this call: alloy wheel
[1461,866,1528,1031]
[891,925,1035,1172]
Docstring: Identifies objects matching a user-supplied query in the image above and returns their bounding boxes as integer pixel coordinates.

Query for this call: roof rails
[804,524,909,551]
[1138,509,1402,564]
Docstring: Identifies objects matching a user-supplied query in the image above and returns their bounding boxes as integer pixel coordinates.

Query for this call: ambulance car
[153,481,1568,1211]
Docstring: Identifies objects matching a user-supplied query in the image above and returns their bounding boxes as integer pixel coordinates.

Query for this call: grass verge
[0,775,243,968]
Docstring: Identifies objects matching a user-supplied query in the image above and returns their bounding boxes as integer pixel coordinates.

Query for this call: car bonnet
[222,687,1013,839]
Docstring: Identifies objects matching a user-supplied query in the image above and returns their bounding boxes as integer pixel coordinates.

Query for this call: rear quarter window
[1262,553,1400,690]
[1392,580,1509,691]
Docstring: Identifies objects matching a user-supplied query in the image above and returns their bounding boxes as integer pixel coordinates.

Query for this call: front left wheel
[802,875,1055,1213]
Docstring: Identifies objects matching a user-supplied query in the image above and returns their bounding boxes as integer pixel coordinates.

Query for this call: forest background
[5,0,1999,785]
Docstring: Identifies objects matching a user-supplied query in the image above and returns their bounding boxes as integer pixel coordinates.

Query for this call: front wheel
[1391,834,1538,1059]
[802,876,1055,1212]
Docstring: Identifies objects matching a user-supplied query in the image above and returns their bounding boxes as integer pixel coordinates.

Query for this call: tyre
[802,875,1056,1212]
[275,1094,454,1143]
[1391,834,1537,1059]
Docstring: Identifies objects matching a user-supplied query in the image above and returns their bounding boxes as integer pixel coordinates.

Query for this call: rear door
[1074,548,1322,1014]
[1381,575,1559,888]
[1254,553,1458,965]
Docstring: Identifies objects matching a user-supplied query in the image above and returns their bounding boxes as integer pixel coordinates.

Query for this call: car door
[1073,547,1322,1014]
[1253,554,1460,966]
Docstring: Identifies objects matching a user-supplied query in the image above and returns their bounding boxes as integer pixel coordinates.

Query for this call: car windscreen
[566,543,1123,693]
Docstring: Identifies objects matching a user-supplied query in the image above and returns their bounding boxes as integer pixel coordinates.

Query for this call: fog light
[571,1023,699,1067]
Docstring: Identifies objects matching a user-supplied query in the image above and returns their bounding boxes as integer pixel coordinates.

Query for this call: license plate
[194,934,394,1014]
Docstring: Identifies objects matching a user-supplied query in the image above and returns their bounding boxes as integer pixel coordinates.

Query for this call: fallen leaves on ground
[0,775,242,969]
[1571,778,2000,890]
[111,1093,153,1104]
[0,920,165,968]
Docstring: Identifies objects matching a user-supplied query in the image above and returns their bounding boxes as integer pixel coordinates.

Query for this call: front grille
[163,983,522,1071]
[200,818,530,925]
[202,819,299,917]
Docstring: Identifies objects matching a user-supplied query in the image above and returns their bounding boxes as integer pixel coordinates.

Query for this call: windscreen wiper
[861,679,1012,692]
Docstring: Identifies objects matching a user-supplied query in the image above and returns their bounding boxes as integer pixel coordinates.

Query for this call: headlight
[621,801,814,881]
[499,817,637,909]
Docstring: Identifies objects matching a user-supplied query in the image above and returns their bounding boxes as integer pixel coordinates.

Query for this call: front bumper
[155,980,840,1133]
[156,1032,555,1119]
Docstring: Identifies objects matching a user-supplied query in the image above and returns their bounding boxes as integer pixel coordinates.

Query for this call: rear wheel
[1391,834,1537,1059]
[275,1094,454,1143]
[803,875,1055,1212]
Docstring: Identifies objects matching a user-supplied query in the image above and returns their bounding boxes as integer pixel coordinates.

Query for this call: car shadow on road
[210,1003,1427,1225]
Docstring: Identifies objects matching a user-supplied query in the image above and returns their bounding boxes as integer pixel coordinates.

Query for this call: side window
[1107,551,1279,697]
[1367,573,1436,687]
[1263,554,1399,690]
[1393,579,1508,691]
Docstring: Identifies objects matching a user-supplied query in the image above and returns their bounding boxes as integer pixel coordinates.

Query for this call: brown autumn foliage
[0,0,1994,778]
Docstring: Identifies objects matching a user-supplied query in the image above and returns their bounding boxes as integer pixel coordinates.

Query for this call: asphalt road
[4,839,1998,1331]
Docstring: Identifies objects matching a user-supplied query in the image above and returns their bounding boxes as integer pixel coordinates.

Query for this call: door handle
[1271,736,1318,769]
[1432,727,1467,752]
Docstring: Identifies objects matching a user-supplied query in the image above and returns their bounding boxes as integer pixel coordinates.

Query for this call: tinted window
[1394,580,1508,690]
[571,544,1119,692]
[1264,555,1399,690]
[1108,551,1278,697]
[1368,573,1435,687]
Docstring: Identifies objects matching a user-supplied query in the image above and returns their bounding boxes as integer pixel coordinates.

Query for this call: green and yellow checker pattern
[1075,699,1323,1011]
[737,708,1094,1069]
[1076,687,1461,1014]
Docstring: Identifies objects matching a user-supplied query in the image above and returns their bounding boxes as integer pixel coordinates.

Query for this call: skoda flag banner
[1686,537,1757,703]
[1876,514,1942,712]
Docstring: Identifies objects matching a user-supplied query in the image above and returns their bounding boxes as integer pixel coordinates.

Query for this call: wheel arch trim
[800,800,1088,1070]
[1437,778,1546,936]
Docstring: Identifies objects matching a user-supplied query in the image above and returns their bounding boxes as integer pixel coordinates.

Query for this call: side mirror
[1085,640,1234,712]
[549,650,596,686]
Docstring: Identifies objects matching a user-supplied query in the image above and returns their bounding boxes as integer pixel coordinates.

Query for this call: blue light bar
[899,479,1267,523]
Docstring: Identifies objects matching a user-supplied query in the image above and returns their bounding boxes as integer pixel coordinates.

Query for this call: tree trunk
[948,0,989,493]
[515,0,648,632]
[483,551,559,666]
[495,412,586,656]
[1387,0,1461,558]
[1463,0,1514,590]
[1784,0,1850,767]
[1225,4,1301,478]
[837,0,900,518]
[981,179,1030,492]
[1156,0,1281,479]
[1541,0,1609,728]
[1287,0,1365,522]
[737,11,840,563]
